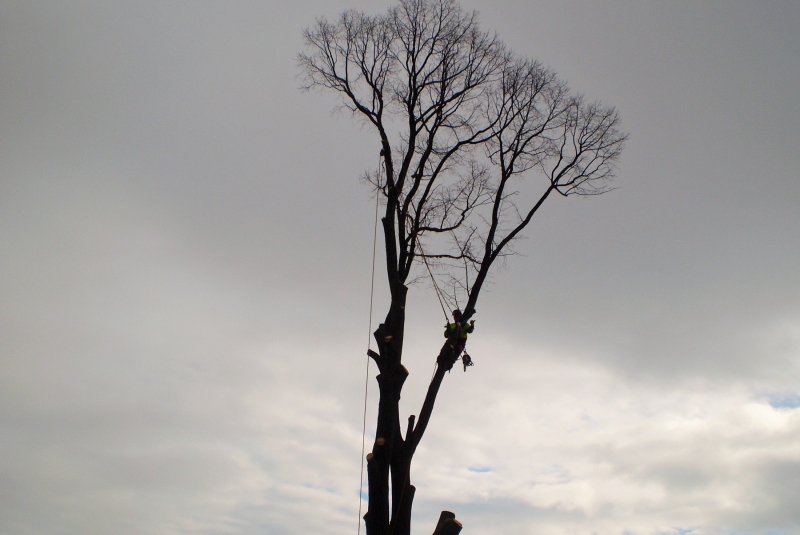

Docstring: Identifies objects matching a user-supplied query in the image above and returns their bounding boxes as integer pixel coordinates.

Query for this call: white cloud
[402,338,800,534]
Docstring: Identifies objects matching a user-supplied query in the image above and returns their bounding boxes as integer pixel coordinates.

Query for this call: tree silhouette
[300,1,626,533]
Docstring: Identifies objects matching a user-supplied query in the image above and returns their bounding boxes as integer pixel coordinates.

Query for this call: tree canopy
[301,0,626,315]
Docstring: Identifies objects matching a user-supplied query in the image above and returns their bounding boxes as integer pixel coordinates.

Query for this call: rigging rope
[357,157,382,535]
[416,237,450,323]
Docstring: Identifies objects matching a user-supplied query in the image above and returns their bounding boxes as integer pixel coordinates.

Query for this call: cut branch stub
[432,511,462,535]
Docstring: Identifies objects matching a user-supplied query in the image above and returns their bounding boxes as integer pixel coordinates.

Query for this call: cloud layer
[2,1,799,534]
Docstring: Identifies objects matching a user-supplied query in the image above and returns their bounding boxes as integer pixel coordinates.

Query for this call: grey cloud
[2,1,800,534]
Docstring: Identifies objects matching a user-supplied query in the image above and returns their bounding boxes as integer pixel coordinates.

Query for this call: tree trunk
[365,314,463,535]
[365,284,409,535]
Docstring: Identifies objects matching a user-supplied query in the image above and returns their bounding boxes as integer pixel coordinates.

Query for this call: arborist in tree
[444,309,475,355]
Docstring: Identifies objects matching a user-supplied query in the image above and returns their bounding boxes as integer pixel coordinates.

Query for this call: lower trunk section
[364,314,464,535]
[365,440,389,534]
[389,483,415,535]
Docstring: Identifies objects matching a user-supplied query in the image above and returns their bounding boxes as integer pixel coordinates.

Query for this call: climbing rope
[357,154,382,535]
[416,237,450,323]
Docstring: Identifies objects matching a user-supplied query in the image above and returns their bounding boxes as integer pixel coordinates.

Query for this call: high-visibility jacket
[444,321,473,340]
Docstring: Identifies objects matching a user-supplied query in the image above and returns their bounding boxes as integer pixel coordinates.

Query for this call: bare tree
[300,1,626,533]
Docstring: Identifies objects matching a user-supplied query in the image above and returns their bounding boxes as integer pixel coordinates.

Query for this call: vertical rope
[358,161,382,535]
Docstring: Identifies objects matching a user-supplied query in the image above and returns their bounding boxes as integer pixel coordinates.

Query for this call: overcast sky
[2,1,799,534]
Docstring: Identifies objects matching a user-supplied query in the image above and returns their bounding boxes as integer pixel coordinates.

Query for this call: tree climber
[444,309,475,355]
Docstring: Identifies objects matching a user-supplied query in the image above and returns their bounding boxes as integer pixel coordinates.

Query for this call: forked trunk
[364,312,464,535]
